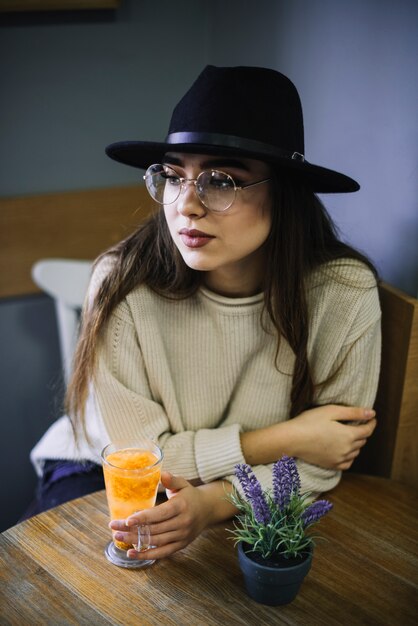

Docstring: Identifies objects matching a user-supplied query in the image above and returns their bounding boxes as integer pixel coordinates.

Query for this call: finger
[126,498,181,527]
[146,518,185,537]
[335,406,376,422]
[109,519,130,531]
[350,438,368,449]
[341,419,376,442]
[116,524,189,550]
[113,530,138,544]
[147,528,189,546]
[342,449,361,462]
[127,540,186,560]
[161,471,190,492]
[336,460,354,470]
[351,418,377,439]
[344,439,367,455]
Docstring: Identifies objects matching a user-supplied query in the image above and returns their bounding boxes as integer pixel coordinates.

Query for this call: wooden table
[1,474,417,625]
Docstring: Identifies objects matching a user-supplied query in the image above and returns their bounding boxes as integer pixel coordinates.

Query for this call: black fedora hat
[106,65,359,193]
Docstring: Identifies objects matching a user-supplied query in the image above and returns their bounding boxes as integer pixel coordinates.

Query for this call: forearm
[240,425,342,498]
[241,403,377,473]
[240,421,295,466]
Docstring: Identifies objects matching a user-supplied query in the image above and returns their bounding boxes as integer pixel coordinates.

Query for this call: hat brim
[105,140,360,193]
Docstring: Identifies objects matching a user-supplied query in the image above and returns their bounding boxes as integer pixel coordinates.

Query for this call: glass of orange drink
[101,438,163,568]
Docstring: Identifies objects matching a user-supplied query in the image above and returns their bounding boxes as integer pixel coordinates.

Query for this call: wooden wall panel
[0,185,155,298]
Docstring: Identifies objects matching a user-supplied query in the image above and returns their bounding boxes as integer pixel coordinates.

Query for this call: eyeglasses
[143,164,271,213]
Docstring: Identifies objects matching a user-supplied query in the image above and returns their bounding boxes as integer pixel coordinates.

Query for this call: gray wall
[0,1,211,196]
[0,0,212,531]
[209,0,418,295]
[1,0,417,530]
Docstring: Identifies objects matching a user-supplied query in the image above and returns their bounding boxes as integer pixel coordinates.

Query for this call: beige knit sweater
[31,257,381,496]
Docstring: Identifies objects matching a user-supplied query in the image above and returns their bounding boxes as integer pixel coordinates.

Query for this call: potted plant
[228,455,333,606]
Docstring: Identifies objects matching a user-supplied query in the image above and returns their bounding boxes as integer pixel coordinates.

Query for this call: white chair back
[32,259,92,384]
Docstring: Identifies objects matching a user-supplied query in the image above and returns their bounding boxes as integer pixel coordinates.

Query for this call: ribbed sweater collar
[199,285,264,309]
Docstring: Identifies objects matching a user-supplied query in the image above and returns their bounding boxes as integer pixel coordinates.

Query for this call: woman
[30,66,380,561]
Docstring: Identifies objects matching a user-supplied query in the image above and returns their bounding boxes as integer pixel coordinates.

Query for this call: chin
[182,258,215,272]
[179,251,218,272]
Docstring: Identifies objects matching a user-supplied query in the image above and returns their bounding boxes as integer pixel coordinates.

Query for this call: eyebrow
[163,155,252,172]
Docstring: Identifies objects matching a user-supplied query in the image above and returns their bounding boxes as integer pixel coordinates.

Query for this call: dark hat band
[106,66,359,192]
[166,131,296,160]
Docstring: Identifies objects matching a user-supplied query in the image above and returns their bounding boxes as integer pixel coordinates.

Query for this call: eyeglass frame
[143,163,271,212]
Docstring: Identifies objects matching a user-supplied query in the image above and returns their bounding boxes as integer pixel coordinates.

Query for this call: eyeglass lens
[144,164,236,212]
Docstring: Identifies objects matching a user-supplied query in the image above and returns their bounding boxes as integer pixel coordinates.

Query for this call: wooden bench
[351,282,418,488]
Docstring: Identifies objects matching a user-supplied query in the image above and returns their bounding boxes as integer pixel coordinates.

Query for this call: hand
[287,405,377,470]
[109,472,212,561]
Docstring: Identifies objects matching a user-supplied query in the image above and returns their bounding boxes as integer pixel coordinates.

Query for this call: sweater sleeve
[231,315,380,497]
[92,301,245,482]
[295,288,382,496]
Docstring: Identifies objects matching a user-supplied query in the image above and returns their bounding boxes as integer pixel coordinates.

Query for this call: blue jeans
[21,459,105,520]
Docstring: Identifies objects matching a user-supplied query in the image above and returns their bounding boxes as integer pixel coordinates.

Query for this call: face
[162,153,273,296]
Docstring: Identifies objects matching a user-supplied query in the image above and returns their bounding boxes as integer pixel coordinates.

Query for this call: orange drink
[101,439,163,568]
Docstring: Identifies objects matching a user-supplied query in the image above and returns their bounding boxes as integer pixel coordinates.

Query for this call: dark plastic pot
[237,543,313,606]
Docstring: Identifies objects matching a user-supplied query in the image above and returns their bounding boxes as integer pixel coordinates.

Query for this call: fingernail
[365,409,376,417]
[127,549,139,558]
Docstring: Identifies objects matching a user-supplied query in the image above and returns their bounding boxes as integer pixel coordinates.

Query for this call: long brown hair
[66,168,377,435]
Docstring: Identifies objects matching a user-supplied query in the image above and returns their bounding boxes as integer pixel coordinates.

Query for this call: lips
[178,228,215,248]
[179,228,213,237]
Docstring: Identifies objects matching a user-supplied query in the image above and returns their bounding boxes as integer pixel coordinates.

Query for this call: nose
[176,180,207,218]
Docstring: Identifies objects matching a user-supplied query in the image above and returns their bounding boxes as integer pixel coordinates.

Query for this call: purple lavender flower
[301,500,333,528]
[235,464,271,525]
[272,456,301,510]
